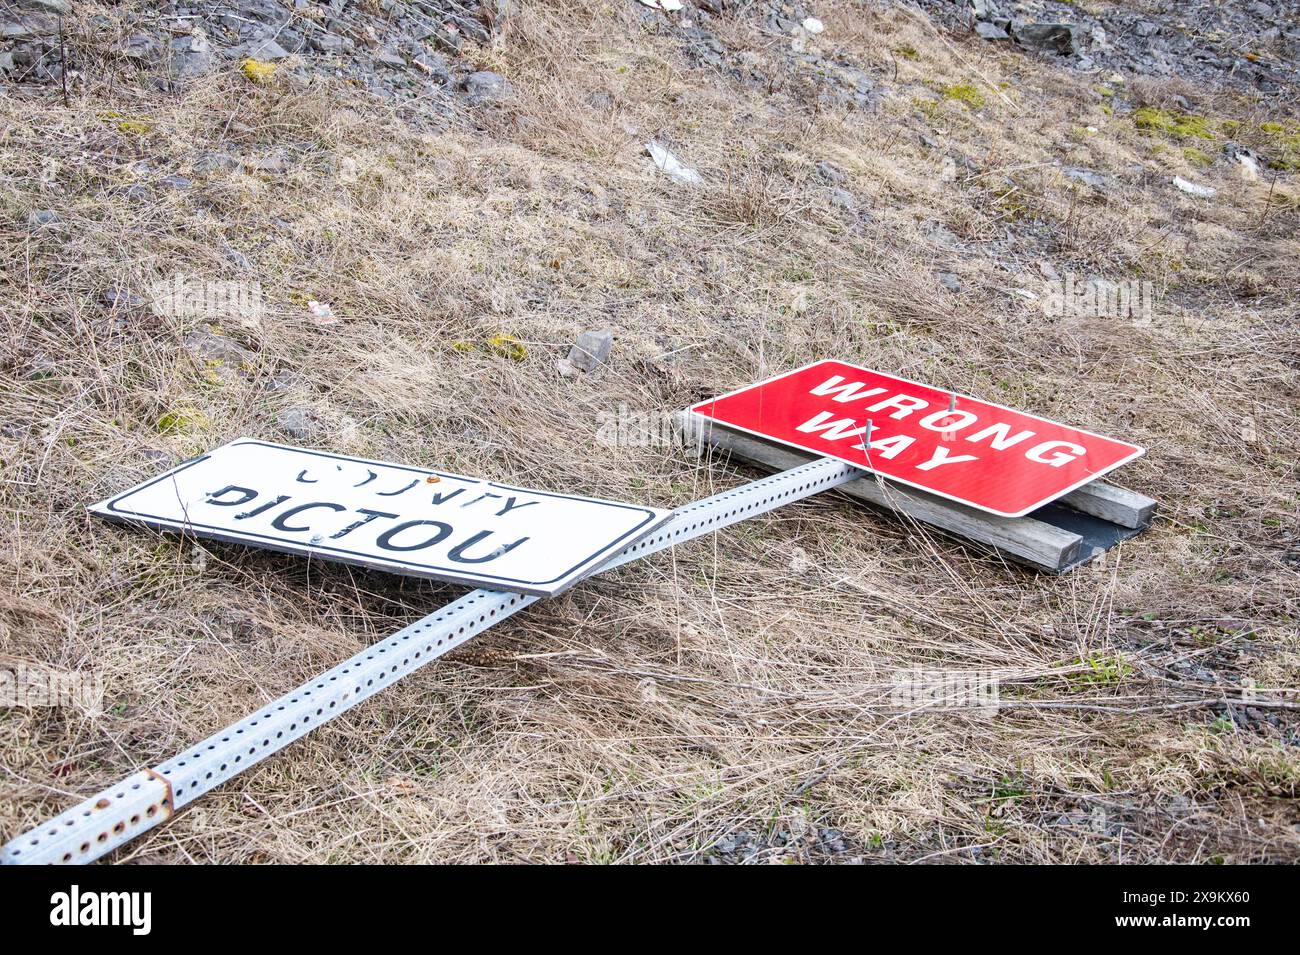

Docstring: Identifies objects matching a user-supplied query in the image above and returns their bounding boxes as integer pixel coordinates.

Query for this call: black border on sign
[690,359,1147,518]
[88,439,669,596]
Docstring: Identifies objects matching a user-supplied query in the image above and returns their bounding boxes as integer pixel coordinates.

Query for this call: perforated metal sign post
[691,361,1145,518]
[90,439,671,597]
[2,456,862,865]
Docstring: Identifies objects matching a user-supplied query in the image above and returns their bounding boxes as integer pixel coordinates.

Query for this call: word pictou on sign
[91,440,670,595]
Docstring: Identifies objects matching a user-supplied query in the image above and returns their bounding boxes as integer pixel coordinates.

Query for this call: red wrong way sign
[691,360,1144,518]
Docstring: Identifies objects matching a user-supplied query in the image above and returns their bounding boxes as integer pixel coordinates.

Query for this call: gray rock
[234,0,290,25]
[374,47,406,69]
[928,223,962,249]
[196,152,241,173]
[158,174,193,191]
[684,27,727,69]
[463,70,513,106]
[828,187,856,211]
[245,150,290,174]
[816,160,846,184]
[102,289,146,310]
[936,271,962,293]
[119,33,159,61]
[26,209,61,230]
[840,66,874,94]
[118,183,151,201]
[310,32,347,54]
[482,0,517,29]
[169,34,215,79]
[242,36,290,61]
[566,329,613,373]
[426,22,462,54]
[1063,166,1108,189]
[1223,142,1263,168]
[262,370,304,393]
[21,0,69,12]
[976,21,1010,40]
[2,12,60,41]
[277,406,316,439]
[222,245,253,272]
[413,51,451,83]
[275,28,305,54]
[184,329,254,365]
[1013,22,1081,56]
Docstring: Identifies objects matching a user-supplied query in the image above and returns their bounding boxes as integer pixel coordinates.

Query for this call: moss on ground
[940,82,986,109]
[1132,106,1216,140]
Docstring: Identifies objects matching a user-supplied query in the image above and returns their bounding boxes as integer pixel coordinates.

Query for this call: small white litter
[801,17,825,34]
[1172,176,1216,198]
[636,0,682,10]
[646,140,703,186]
[307,300,340,325]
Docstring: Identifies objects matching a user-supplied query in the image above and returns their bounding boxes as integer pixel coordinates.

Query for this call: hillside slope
[1,0,1297,863]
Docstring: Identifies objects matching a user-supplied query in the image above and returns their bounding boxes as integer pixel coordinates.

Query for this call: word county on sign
[691,361,1144,517]
[90,440,671,595]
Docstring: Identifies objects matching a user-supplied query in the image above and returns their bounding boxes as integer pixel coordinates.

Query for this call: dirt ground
[1,0,1297,863]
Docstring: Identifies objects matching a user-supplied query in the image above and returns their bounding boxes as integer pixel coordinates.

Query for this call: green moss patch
[940,82,986,110]
[1132,107,1215,140]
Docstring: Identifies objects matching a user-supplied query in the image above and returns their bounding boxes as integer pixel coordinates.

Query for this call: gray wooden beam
[1060,481,1156,529]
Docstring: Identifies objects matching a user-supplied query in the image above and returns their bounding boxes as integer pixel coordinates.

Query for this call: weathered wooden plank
[1060,480,1156,529]
[676,413,1083,571]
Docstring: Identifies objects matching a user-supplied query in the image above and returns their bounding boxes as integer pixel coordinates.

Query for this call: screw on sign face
[691,360,1144,517]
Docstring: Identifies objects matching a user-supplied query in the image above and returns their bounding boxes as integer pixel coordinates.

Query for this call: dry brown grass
[0,0,1297,863]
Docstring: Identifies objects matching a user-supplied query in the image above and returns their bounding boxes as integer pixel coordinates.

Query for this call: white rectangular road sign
[90,439,671,596]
